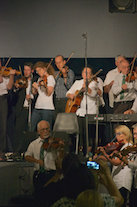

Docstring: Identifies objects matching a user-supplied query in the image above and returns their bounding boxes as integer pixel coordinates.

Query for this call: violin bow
[128,52,137,82]
[43,58,53,77]
[18,66,23,77]
[0,56,12,76]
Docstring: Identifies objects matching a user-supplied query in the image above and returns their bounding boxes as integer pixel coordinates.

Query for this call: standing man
[103,55,126,112]
[54,55,75,118]
[112,59,137,114]
[0,68,16,160]
[13,62,38,156]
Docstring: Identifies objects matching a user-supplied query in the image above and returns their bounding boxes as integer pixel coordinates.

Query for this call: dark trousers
[114,101,134,114]
[119,187,128,207]
[14,108,29,153]
[54,98,67,120]
[129,186,137,206]
[0,95,8,153]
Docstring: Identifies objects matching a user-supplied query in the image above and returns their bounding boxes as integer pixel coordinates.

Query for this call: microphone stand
[95,92,100,151]
[82,32,89,158]
[28,73,33,131]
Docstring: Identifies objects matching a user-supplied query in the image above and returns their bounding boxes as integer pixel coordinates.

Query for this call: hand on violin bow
[37,159,44,167]
[82,80,92,94]
[26,94,31,101]
[9,69,16,76]
[32,82,38,90]
[122,84,127,90]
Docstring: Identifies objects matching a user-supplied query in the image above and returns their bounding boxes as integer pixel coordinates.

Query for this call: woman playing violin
[0,67,16,160]
[31,61,55,131]
[116,123,137,207]
[96,125,133,207]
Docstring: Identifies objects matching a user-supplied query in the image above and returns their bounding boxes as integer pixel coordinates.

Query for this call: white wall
[0,0,137,58]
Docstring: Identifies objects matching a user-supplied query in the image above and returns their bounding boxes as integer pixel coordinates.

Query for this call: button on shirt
[103,67,119,108]
[55,69,75,98]
[112,73,137,103]
[25,137,57,171]
[66,79,98,117]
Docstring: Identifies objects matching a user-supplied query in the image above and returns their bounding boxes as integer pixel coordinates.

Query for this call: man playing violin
[13,62,38,157]
[0,68,16,160]
[112,59,137,114]
[54,55,75,119]
[103,55,126,113]
[25,120,64,192]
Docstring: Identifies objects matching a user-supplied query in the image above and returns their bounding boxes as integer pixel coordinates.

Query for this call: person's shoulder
[101,193,115,207]
[106,68,117,75]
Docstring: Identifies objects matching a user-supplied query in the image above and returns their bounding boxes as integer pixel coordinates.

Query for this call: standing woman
[97,125,133,207]
[31,61,55,131]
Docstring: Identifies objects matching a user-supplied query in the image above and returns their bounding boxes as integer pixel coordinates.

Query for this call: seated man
[25,120,64,190]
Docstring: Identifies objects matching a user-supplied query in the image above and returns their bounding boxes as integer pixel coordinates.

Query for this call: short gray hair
[132,123,137,129]
[115,55,125,62]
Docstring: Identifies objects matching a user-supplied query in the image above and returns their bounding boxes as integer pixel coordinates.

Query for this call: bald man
[25,120,63,190]
[112,59,137,114]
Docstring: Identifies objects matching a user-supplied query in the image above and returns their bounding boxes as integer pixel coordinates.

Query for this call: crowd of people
[0,54,137,206]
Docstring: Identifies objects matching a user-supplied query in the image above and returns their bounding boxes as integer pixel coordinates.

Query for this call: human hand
[122,84,127,90]
[124,109,135,114]
[38,159,44,167]
[10,69,16,75]
[26,94,31,101]
[32,82,38,90]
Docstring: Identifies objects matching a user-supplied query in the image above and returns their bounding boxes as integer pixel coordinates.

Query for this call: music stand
[52,113,79,154]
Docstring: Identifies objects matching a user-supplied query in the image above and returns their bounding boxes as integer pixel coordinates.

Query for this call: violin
[38,59,53,87]
[42,138,63,149]
[125,53,137,82]
[95,140,124,155]
[0,67,21,77]
[15,76,28,89]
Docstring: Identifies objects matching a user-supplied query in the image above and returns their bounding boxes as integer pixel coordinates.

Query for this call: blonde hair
[115,125,132,143]
[76,189,103,207]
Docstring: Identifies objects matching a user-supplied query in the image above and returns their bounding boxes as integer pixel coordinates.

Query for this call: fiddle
[125,52,137,82]
[95,140,124,155]
[110,144,137,159]
[0,67,21,77]
[42,137,63,149]
[38,59,53,87]
[15,76,28,89]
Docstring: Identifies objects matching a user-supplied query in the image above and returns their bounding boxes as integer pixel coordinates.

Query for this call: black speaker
[22,131,38,152]
[109,0,136,13]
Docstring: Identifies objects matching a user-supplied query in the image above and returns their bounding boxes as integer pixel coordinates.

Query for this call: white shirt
[111,143,133,191]
[23,79,34,107]
[97,77,105,107]
[25,137,57,171]
[128,155,137,188]
[35,75,55,110]
[0,77,9,95]
[112,73,137,102]
[66,79,98,116]
[103,67,119,108]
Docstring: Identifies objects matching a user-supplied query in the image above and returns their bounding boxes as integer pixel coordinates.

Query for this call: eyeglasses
[115,132,122,136]
[40,127,50,132]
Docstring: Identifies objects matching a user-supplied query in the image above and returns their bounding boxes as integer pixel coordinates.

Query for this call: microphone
[82,32,87,38]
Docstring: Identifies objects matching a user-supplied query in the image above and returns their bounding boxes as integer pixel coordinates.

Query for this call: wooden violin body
[15,77,28,89]
[0,67,21,77]
[42,138,62,149]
